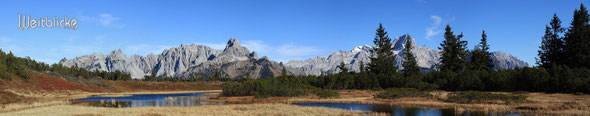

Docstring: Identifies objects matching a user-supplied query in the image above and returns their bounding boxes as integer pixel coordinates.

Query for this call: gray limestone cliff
[60,36,529,79]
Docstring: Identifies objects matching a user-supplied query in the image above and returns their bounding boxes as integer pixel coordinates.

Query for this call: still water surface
[72,92,221,107]
[73,93,533,115]
[295,103,532,116]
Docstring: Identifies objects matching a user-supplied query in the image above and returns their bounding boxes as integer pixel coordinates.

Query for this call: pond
[295,103,532,116]
[72,93,533,115]
[71,92,222,107]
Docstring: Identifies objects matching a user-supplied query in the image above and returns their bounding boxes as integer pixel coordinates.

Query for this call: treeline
[0,49,131,80]
[0,50,38,79]
[50,64,131,80]
[223,4,590,96]
[222,75,339,98]
[398,4,590,93]
[425,66,590,93]
[143,69,232,82]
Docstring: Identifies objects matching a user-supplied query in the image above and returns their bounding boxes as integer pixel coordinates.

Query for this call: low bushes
[313,89,339,98]
[222,76,339,98]
[375,88,431,99]
[426,66,590,94]
[447,91,527,103]
[511,91,529,94]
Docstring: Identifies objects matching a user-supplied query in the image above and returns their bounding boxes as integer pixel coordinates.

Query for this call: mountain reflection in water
[72,92,222,107]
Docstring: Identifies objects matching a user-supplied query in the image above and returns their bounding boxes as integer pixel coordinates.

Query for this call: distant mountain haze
[59,36,528,79]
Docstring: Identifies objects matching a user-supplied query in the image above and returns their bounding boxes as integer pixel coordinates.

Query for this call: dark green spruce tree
[438,24,468,72]
[564,4,590,68]
[402,38,420,77]
[470,30,493,70]
[368,23,396,75]
[537,13,565,68]
[338,61,348,73]
[401,37,424,89]
[359,61,366,73]
[281,66,288,77]
[368,23,396,88]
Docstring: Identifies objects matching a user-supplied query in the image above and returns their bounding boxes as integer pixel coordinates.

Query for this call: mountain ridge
[286,34,528,75]
[60,36,529,79]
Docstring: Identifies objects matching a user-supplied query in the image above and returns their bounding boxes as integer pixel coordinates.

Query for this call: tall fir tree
[368,23,397,88]
[0,50,7,78]
[338,61,348,73]
[438,24,468,72]
[402,38,420,77]
[212,69,221,80]
[359,61,366,73]
[368,23,396,75]
[564,4,590,68]
[538,13,565,68]
[470,30,493,70]
[281,66,288,77]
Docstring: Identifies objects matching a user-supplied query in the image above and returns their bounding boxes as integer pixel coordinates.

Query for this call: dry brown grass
[0,90,223,113]
[2,73,589,116]
[2,89,589,115]
[215,90,590,115]
[0,72,222,114]
[0,71,221,105]
[0,72,385,115]
[2,103,383,116]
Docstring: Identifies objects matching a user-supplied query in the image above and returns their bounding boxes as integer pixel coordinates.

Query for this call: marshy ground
[0,73,589,115]
[1,89,589,116]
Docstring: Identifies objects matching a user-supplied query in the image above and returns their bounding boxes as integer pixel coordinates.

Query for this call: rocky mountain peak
[108,49,126,58]
[59,57,68,63]
[250,51,258,59]
[392,34,417,52]
[60,36,529,79]
[352,45,373,53]
[491,51,529,69]
[110,49,123,54]
[226,38,241,49]
[288,34,529,75]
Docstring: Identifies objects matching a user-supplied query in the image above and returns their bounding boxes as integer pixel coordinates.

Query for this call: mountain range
[285,34,529,75]
[59,35,529,79]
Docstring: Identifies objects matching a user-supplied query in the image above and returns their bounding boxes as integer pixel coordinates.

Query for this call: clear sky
[0,0,588,65]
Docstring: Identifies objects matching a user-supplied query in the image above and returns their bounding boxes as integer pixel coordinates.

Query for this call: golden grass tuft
[2,103,380,116]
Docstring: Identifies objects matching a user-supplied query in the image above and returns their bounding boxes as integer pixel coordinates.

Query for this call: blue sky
[0,0,588,65]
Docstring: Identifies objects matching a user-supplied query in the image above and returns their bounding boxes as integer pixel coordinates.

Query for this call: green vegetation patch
[222,76,339,98]
[375,88,432,99]
[447,91,527,103]
[313,89,339,98]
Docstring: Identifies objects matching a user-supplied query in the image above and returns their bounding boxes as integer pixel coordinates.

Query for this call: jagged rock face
[286,34,529,75]
[392,34,441,71]
[59,50,158,79]
[60,38,263,79]
[210,39,254,64]
[179,57,302,79]
[152,44,222,77]
[60,36,529,79]
[491,52,529,70]
[285,45,373,75]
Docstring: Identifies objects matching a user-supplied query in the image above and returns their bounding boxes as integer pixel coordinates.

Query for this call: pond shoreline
[76,90,222,99]
[1,89,589,115]
[211,90,590,115]
[71,91,223,108]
